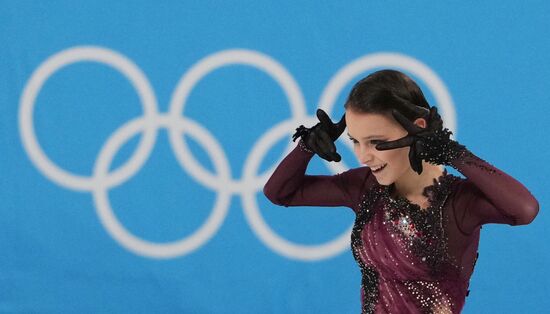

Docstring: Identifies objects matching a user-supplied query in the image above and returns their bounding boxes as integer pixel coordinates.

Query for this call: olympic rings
[19,46,456,260]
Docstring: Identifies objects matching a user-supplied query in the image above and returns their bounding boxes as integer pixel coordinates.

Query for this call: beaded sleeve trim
[449,148,500,175]
[292,125,315,154]
[292,125,310,142]
[297,139,314,154]
[418,128,467,166]
[419,126,502,178]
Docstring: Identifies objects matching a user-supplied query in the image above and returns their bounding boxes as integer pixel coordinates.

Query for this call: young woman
[263,69,539,313]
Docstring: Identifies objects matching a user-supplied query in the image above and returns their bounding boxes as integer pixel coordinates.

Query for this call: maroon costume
[263,140,538,313]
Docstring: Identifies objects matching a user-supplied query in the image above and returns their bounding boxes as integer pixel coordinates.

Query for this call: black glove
[292,109,346,162]
[375,106,466,174]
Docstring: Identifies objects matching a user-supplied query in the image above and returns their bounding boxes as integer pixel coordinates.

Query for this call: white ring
[92,115,231,259]
[19,47,456,261]
[168,49,307,193]
[19,46,159,191]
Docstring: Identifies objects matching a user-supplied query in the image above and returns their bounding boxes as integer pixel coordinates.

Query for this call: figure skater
[263,69,539,313]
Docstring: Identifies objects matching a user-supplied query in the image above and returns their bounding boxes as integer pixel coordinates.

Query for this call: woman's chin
[372,167,393,186]
[373,176,392,186]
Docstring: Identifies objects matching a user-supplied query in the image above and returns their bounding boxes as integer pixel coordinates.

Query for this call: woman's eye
[349,138,358,144]
[370,140,383,145]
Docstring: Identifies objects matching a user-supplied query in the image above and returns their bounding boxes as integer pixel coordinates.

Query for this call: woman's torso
[351,171,481,313]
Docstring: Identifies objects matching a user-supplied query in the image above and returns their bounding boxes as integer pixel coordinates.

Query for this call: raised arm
[264,109,371,210]
[375,106,539,233]
[450,150,539,232]
[263,140,369,209]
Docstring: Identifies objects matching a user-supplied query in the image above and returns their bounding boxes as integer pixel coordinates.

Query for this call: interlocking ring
[19,46,455,260]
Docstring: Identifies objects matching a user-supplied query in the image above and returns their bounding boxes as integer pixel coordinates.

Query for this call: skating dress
[263,140,539,313]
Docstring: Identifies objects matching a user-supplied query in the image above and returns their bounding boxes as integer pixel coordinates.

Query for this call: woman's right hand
[292,109,346,162]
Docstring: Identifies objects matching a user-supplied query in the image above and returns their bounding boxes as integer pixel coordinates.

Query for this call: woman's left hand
[375,106,465,174]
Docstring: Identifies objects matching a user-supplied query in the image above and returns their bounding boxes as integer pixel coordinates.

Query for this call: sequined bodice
[351,171,462,313]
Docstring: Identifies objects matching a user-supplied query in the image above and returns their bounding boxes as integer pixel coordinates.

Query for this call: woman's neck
[393,162,446,199]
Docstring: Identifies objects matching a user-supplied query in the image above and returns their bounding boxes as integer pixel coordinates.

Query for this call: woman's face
[345,109,414,185]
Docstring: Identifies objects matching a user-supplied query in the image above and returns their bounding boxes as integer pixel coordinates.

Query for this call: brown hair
[344,69,430,121]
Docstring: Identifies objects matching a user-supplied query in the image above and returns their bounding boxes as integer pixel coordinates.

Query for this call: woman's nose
[357,145,375,165]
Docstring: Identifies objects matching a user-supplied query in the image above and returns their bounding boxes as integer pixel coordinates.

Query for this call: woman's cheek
[378,150,390,162]
[383,150,402,167]
[392,147,410,168]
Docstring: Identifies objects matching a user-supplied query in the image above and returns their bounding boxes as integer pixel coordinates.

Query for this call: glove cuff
[292,125,310,142]
[292,124,317,153]
[419,128,468,165]
[297,139,315,154]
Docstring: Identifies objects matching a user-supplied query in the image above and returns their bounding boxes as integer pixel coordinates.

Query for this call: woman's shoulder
[338,166,373,185]
[447,175,483,198]
[444,174,485,220]
[334,166,376,200]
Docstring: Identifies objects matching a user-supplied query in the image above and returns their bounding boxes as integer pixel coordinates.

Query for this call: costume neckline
[384,169,451,212]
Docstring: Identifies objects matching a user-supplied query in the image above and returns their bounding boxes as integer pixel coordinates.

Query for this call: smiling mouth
[371,164,387,173]
[370,164,388,173]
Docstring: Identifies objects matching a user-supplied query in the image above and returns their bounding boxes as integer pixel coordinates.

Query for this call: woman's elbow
[514,199,540,226]
[263,183,285,206]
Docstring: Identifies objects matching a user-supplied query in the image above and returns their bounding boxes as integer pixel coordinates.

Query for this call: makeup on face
[345,110,412,185]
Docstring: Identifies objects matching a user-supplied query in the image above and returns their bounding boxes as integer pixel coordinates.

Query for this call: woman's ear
[413,117,427,129]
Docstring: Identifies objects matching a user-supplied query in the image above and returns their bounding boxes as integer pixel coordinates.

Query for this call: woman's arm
[374,106,539,231]
[450,149,539,233]
[263,140,370,209]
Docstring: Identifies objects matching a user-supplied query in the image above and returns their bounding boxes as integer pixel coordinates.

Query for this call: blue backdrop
[2,1,549,313]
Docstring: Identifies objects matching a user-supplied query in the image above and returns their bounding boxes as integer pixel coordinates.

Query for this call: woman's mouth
[371,164,387,174]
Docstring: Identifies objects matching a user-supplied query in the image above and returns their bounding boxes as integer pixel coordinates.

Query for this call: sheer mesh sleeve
[263,140,371,211]
[449,149,539,234]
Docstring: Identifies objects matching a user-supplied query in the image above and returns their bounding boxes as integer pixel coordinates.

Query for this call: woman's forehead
[345,111,400,137]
